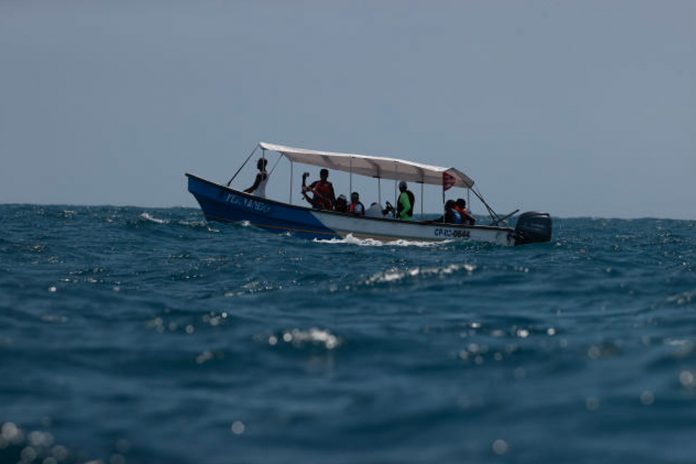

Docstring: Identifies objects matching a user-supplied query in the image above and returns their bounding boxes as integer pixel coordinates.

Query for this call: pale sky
[1,1,694,218]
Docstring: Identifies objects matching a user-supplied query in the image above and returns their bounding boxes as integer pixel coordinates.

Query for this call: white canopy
[258,142,474,189]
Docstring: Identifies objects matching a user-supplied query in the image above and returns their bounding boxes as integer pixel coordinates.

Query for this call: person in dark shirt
[334,194,348,213]
[349,192,365,216]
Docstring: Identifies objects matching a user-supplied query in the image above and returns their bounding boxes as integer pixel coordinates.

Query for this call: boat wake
[314,234,448,248]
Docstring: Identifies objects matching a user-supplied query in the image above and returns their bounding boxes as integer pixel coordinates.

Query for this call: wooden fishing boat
[186,142,551,246]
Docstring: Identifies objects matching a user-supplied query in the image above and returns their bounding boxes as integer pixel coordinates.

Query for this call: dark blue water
[1,205,695,463]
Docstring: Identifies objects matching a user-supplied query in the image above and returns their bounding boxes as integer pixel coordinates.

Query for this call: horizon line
[0,202,693,222]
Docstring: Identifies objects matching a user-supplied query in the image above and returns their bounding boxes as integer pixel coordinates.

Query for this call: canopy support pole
[377,178,381,205]
[268,152,283,176]
[349,157,353,194]
[490,209,520,226]
[289,160,293,205]
[471,187,502,224]
[227,144,258,186]
[420,182,424,218]
[394,162,398,212]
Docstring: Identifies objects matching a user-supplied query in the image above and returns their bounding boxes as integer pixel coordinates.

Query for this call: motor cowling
[514,212,552,245]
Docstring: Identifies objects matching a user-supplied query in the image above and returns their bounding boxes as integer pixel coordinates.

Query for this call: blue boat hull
[187,174,338,239]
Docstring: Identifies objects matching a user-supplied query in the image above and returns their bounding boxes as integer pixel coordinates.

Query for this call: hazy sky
[1,1,694,218]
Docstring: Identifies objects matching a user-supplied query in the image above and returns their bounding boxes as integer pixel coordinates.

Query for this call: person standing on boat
[349,192,365,216]
[396,181,415,221]
[243,158,269,198]
[301,169,335,210]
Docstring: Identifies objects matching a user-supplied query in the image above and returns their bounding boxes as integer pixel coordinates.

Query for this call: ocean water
[1,204,695,464]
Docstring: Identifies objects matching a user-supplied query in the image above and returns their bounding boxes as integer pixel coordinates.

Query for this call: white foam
[139,212,169,224]
[667,291,695,305]
[280,328,340,350]
[314,233,447,248]
[365,263,476,284]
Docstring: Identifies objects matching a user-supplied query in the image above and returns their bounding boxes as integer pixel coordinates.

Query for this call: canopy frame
[228,141,512,225]
[258,142,474,189]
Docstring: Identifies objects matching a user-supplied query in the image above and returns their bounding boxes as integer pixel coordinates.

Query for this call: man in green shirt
[396,181,415,221]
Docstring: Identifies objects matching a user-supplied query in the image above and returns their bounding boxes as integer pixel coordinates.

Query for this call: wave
[138,212,169,224]
[264,328,340,350]
[134,213,220,232]
[364,263,477,284]
[314,233,448,248]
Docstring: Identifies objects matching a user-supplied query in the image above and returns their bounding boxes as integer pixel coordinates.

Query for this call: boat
[186,142,552,246]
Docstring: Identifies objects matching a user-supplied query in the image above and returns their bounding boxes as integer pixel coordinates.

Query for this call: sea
[1,204,695,464]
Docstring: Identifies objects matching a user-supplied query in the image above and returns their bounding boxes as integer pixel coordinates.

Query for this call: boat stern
[513,212,552,245]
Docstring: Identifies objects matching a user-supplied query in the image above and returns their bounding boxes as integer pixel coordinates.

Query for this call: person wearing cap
[301,168,336,210]
[349,192,365,216]
[396,181,415,221]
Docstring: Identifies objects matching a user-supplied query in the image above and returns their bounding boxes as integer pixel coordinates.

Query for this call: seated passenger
[435,200,462,224]
[455,198,476,225]
[334,194,348,213]
[445,200,463,224]
[349,192,365,216]
[243,158,269,198]
[301,169,335,210]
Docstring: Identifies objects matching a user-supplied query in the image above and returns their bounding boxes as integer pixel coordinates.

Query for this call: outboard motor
[514,212,552,245]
